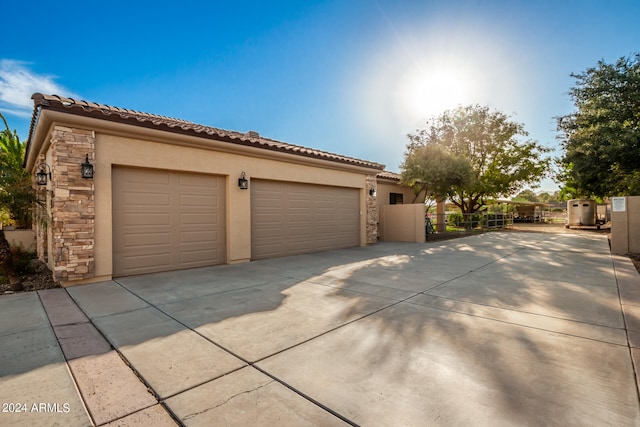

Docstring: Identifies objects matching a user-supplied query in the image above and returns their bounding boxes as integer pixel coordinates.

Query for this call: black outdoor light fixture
[35,163,52,186]
[238,172,249,190]
[81,154,94,179]
[369,187,376,197]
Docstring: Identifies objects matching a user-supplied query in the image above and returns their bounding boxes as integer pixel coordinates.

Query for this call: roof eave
[26,93,385,172]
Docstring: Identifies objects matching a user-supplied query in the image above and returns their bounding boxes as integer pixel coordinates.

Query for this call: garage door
[112,167,225,277]
[251,180,360,260]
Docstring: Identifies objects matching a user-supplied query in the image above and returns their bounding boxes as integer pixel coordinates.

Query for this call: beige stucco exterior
[3,229,36,251]
[26,108,383,285]
[611,196,640,255]
[375,175,426,240]
[379,204,426,243]
[376,180,423,208]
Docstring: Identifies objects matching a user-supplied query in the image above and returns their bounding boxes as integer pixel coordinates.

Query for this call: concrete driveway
[2,231,640,426]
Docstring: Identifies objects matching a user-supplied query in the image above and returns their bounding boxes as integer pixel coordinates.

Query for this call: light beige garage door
[251,180,360,260]
[112,167,225,277]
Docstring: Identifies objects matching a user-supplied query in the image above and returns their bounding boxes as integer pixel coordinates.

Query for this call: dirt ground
[0,259,61,294]
[1,223,637,294]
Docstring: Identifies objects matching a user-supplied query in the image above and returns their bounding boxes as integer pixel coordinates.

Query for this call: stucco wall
[376,180,424,240]
[611,196,640,254]
[380,204,425,243]
[376,181,421,208]
[92,131,373,283]
[3,229,36,251]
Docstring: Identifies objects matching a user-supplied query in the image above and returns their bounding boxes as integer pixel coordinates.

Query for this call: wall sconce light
[369,187,376,197]
[81,154,94,179]
[238,172,249,190]
[35,163,52,186]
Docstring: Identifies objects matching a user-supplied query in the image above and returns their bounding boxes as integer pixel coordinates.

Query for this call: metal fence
[425,212,514,240]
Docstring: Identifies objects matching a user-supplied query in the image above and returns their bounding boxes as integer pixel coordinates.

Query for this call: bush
[447,213,482,229]
[9,245,36,276]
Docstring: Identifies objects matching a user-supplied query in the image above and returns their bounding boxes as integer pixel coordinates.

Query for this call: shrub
[9,245,36,276]
[447,213,482,229]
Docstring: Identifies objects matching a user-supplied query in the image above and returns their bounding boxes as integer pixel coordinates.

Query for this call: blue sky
[2,0,639,193]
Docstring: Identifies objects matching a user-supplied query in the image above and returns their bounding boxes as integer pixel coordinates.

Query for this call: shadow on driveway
[2,231,639,426]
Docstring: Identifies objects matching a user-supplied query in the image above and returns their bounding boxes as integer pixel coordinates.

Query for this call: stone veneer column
[49,125,96,282]
[366,175,378,244]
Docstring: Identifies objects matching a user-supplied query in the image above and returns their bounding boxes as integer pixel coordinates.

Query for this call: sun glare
[397,64,472,122]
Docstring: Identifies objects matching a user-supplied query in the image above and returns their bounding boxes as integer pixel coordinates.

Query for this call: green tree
[403,105,551,214]
[0,113,33,228]
[557,53,640,197]
[514,189,538,202]
[400,143,473,203]
[537,192,552,203]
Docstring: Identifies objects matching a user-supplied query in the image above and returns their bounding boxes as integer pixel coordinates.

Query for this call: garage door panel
[122,232,171,247]
[179,172,218,186]
[123,192,171,206]
[180,195,219,208]
[180,249,220,265]
[315,226,336,235]
[180,230,218,244]
[122,253,172,272]
[122,213,171,226]
[253,230,283,241]
[287,229,312,240]
[287,216,310,225]
[180,213,219,225]
[251,180,359,260]
[121,169,170,184]
[255,214,282,224]
[113,167,225,277]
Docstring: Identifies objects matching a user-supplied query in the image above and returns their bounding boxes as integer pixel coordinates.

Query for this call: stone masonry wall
[366,175,378,244]
[49,125,96,282]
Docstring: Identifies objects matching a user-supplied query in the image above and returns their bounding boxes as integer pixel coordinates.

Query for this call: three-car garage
[111,168,362,277]
[25,94,384,285]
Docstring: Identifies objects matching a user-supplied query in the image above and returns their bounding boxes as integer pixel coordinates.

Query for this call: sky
[2,0,639,194]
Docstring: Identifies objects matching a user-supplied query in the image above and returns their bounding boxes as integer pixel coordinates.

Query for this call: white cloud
[0,60,78,117]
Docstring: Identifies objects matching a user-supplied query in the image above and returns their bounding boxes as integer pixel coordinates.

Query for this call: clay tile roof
[28,93,385,170]
[376,170,402,181]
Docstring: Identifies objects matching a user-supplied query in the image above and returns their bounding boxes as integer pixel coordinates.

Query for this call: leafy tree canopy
[0,114,33,228]
[400,143,473,203]
[513,189,538,202]
[402,105,551,213]
[557,53,640,198]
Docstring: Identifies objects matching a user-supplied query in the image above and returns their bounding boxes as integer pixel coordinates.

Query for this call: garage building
[25,94,384,285]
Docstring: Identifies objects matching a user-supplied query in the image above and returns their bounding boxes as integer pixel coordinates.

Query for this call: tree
[557,53,640,197]
[403,105,551,213]
[537,192,552,203]
[0,113,33,228]
[514,189,538,202]
[400,143,473,203]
